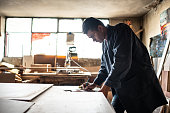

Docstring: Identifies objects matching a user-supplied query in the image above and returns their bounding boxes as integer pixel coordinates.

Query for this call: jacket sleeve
[93,54,108,86]
[105,23,133,89]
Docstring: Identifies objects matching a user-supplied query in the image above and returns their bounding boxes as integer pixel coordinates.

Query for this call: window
[32,18,58,32]
[6,18,32,57]
[5,17,109,58]
[32,33,57,55]
[31,18,58,55]
[6,18,31,32]
[100,19,109,26]
[57,33,67,56]
[6,33,31,57]
[74,33,102,58]
[59,19,82,32]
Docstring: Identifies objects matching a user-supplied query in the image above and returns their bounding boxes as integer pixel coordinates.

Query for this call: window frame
[4,17,109,58]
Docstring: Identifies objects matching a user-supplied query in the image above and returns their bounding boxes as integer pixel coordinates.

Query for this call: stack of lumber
[0,62,22,82]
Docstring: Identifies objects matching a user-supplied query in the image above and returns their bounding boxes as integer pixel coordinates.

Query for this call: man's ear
[98,25,104,32]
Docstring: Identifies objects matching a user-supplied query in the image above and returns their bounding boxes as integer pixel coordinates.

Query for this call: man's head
[82,17,107,43]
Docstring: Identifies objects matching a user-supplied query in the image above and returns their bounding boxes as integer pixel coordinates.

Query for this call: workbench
[22,72,90,85]
[0,66,91,85]
[0,83,115,113]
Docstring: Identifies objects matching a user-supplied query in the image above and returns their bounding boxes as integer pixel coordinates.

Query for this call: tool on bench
[79,78,89,89]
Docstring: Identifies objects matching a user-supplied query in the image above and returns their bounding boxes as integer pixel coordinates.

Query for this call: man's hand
[99,85,110,98]
[80,82,97,91]
[85,83,97,91]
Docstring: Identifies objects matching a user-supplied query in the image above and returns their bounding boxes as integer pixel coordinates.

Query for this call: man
[82,17,167,113]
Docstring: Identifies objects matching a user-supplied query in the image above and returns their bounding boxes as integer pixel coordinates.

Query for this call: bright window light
[99,19,109,26]
[59,19,82,32]
[32,18,58,32]
[5,17,108,58]
[6,18,32,32]
[7,33,31,57]
[56,33,67,56]
[74,33,102,58]
[32,33,57,55]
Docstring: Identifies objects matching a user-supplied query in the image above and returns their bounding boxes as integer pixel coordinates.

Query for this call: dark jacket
[94,23,167,113]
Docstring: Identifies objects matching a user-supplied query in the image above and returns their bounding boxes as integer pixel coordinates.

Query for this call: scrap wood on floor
[0,62,22,83]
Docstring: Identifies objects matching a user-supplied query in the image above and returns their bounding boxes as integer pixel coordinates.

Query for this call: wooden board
[31,64,52,72]
[0,66,82,70]
[22,55,34,67]
[23,72,91,76]
[0,73,15,83]
[0,83,53,101]
[40,76,88,85]
[0,99,34,113]
[157,37,170,78]
[54,86,83,91]
[54,86,100,92]
[27,86,116,113]
[22,72,90,85]
[55,86,113,104]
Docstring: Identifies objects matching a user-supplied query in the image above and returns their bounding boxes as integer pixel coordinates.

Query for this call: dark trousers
[111,88,125,113]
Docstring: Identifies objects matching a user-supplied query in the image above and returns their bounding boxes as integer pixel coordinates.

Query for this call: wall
[110,17,142,38]
[0,16,5,62]
[143,0,170,50]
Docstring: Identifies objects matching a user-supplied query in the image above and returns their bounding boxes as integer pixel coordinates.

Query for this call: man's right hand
[80,82,97,91]
[84,83,97,91]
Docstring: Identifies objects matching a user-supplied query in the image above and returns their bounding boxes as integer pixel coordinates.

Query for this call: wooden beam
[157,36,170,79]
[0,66,82,70]
[135,29,143,35]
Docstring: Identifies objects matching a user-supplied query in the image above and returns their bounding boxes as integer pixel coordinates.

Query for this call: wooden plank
[0,73,15,83]
[27,86,116,113]
[0,99,34,113]
[0,66,83,70]
[40,76,88,85]
[135,29,143,35]
[0,83,53,101]
[51,86,112,103]
[164,55,170,71]
[157,37,170,79]
[22,55,34,67]
[22,72,90,85]
[31,64,52,72]
[54,86,100,92]
[23,72,91,76]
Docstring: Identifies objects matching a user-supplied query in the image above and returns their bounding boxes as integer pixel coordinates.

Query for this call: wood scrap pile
[0,62,22,83]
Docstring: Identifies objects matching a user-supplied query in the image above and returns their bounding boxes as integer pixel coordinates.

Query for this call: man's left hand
[98,85,110,98]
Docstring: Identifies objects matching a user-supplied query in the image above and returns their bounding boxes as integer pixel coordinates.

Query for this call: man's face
[86,26,105,43]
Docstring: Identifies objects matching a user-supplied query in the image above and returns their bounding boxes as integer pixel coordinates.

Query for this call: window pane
[99,19,109,26]
[74,33,102,58]
[57,33,67,56]
[32,33,57,55]
[6,18,32,32]
[56,33,102,58]
[6,33,31,57]
[59,19,82,32]
[32,18,58,32]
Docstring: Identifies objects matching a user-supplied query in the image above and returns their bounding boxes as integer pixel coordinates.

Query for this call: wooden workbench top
[0,83,115,113]
[27,86,116,113]
[0,83,53,101]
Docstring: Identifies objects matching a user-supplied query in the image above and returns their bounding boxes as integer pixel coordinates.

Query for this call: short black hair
[82,17,105,34]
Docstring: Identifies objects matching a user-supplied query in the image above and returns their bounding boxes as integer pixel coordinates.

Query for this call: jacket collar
[106,25,113,41]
